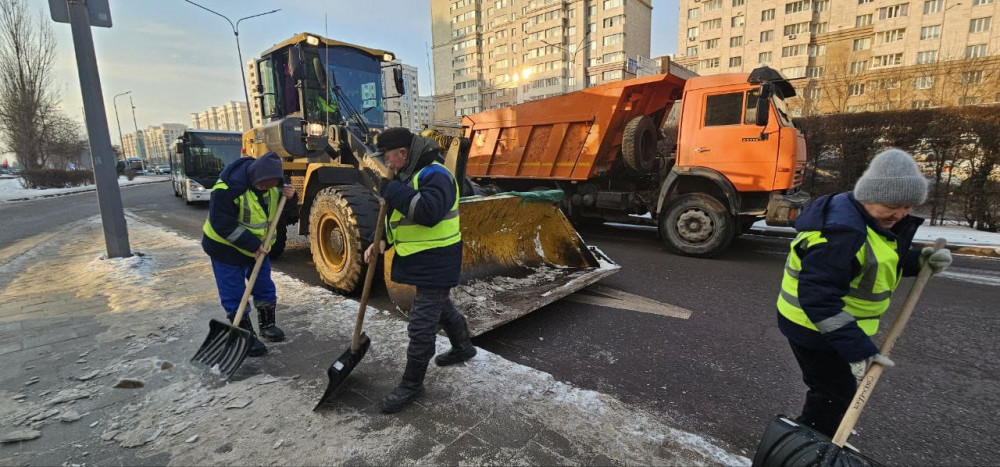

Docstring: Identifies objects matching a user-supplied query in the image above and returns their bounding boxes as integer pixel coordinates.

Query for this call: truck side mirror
[288,45,303,80]
[312,57,327,86]
[393,67,405,96]
[755,83,772,128]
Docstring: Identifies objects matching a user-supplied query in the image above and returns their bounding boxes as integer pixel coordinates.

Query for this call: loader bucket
[384,193,619,336]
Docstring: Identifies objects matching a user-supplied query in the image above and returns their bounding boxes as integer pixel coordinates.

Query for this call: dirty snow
[0,174,167,203]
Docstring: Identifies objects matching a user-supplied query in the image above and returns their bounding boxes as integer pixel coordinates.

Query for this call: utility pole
[49,0,131,258]
[128,95,145,163]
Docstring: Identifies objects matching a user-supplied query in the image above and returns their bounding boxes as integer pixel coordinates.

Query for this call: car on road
[152,164,170,175]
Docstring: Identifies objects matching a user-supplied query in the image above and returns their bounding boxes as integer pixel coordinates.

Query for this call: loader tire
[659,193,734,257]
[309,185,380,295]
[622,115,658,173]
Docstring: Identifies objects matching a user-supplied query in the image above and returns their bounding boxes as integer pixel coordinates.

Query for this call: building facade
[383,61,436,130]
[431,0,653,123]
[121,131,146,161]
[675,0,1000,115]
[191,101,251,132]
[142,123,187,165]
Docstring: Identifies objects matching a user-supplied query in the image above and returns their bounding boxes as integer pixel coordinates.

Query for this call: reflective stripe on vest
[202,180,279,257]
[776,227,900,336]
[385,162,461,257]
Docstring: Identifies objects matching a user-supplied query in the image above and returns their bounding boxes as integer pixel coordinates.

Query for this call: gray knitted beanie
[853,149,927,205]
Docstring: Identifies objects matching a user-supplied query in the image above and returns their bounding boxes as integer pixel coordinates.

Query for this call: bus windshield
[304,46,385,129]
[182,132,242,179]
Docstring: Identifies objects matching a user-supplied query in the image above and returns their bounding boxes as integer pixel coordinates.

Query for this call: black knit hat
[376,127,413,152]
[247,152,283,185]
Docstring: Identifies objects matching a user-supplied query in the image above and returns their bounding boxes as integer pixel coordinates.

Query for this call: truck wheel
[268,224,287,260]
[309,185,379,295]
[622,115,658,173]
[659,193,734,257]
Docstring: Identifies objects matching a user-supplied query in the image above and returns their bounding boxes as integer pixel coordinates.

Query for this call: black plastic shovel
[314,198,387,410]
[752,239,947,467]
[191,196,287,377]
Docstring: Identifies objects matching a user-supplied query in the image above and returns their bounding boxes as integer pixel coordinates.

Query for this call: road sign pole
[66,0,131,258]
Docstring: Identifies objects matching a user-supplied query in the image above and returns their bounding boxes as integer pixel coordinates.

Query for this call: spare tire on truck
[309,185,379,295]
[621,115,658,173]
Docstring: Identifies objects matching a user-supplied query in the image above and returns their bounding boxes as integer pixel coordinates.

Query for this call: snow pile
[0,175,167,203]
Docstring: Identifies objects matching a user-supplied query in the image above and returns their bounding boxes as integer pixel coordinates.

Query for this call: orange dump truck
[461,65,809,257]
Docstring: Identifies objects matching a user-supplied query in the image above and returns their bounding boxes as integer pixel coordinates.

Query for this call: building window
[812,22,829,34]
[730,56,743,67]
[731,36,744,47]
[686,46,698,56]
[970,17,992,33]
[856,14,873,27]
[603,69,624,80]
[806,87,822,100]
[700,57,720,69]
[961,70,984,84]
[704,92,745,126]
[920,25,941,40]
[760,30,775,42]
[853,37,871,51]
[786,1,809,14]
[781,45,805,57]
[974,0,995,4]
[703,38,720,50]
[702,18,722,31]
[916,50,938,64]
[872,53,903,68]
[850,60,869,74]
[732,15,745,28]
[849,83,866,96]
[959,97,982,105]
[814,0,830,12]
[924,0,944,13]
[687,27,699,40]
[878,4,909,19]
[602,33,623,46]
[781,66,806,78]
[808,44,826,56]
[912,100,931,109]
[704,0,723,11]
[687,7,700,19]
[967,44,988,58]
[784,22,810,36]
[759,51,772,63]
[914,76,934,89]
[733,0,745,5]
[602,0,622,9]
[807,66,824,78]
[603,15,624,28]
[860,0,874,3]
[761,9,775,21]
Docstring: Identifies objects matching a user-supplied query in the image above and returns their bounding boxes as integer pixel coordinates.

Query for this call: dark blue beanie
[247,152,283,186]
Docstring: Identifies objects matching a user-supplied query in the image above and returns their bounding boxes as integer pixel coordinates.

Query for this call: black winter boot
[233,315,268,357]
[380,358,428,413]
[256,304,285,342]
[435,325,477,367]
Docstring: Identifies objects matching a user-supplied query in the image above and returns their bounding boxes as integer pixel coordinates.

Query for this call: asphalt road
[3,180,998,465]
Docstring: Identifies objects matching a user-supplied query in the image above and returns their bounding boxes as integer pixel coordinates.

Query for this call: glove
[920,247,952,274]
[849,353,895,385]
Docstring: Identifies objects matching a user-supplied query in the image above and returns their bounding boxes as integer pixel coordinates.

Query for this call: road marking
[939,268,1000,287]
[563,284,693,319]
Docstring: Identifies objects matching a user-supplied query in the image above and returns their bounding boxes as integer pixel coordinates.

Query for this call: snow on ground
[751,220,1000,248]
[0,174,167,203]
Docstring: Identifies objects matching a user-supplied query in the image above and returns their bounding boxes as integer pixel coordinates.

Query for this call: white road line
[938,268,1000,287]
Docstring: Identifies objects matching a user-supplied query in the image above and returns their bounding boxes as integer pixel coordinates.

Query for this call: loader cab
[254,34,402,134]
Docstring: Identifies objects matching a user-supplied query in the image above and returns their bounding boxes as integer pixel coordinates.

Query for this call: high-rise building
[675,0,1000,115]
[191,101,250,132]
[121,131,145,161]
[431,0,653,123]
[142,124,187,165]
[383,60,435,130]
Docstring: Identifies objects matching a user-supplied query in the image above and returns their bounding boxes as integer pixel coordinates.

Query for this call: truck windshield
[771,95,793,127]
[304,46,385,129]
[183,132,242,179]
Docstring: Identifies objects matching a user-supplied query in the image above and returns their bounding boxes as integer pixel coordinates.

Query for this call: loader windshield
[305,46,385,129]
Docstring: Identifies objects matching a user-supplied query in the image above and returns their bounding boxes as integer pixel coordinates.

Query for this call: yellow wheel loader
[242,33,618,335]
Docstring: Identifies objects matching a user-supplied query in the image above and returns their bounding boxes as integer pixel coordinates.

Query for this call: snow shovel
[191,196,288,377]
[314,198,387,411]
[752,239,947,467]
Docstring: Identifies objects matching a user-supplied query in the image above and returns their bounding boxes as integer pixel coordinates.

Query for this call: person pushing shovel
[775,148,952,437]
[202,152,296,357]
[365,127,476,413]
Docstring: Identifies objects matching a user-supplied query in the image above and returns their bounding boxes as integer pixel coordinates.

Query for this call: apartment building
[191,101,251,132]
[382,61,437,130]
[142,124,187,165]
[121,132,146,161]
[431,0,653,123]
[676,0,1000,114]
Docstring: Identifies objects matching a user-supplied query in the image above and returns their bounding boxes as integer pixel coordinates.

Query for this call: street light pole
[112,90,130,162]
[184,1,280,109]
[128,95,144,164]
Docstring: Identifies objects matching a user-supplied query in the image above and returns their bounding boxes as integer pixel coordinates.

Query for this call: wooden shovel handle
[352,198,387,351]
[832,238,947,446]
[231,196,288,327]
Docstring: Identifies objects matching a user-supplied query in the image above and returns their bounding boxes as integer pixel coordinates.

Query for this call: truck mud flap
[384,194,620,336]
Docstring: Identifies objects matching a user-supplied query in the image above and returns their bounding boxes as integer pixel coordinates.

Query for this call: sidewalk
[0,215,747,466]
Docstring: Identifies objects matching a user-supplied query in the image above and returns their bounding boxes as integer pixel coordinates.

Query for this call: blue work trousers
[210,258,277,319]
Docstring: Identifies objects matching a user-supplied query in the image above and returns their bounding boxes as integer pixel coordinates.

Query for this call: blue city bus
[170,130,242,204]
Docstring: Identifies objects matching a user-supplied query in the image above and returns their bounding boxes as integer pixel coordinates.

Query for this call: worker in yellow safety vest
[776,148,952,437]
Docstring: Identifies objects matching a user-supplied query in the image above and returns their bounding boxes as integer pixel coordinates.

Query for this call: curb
[749,228,1000,258]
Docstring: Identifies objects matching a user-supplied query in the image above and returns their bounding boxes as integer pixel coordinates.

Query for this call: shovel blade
[752,416,879,467]
[314,333,372,411]
[191,319,252,377]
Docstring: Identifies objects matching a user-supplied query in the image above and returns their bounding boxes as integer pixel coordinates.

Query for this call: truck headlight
[305,122,326,137]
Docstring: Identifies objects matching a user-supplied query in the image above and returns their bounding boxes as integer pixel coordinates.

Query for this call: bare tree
[0,0,59,170]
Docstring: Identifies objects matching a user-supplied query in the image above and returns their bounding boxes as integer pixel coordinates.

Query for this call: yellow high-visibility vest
[202,180,279,257]
[385,162,461,256]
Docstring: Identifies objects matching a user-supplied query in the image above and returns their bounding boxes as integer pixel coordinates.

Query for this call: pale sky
[37,0,679,144]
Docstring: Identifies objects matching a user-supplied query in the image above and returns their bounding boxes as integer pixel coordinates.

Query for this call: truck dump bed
[462,73,687,181]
